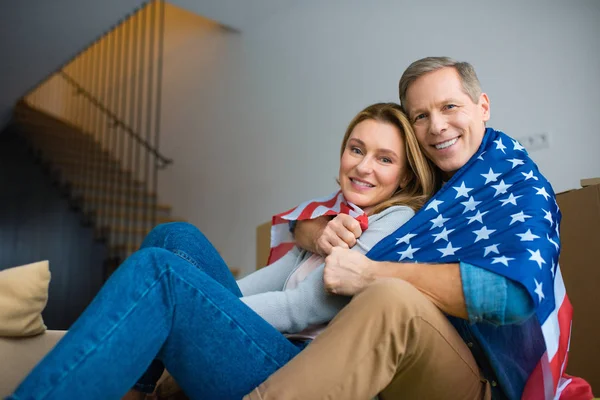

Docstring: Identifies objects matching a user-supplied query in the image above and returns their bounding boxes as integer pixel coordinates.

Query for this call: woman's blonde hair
[339,103,440,214]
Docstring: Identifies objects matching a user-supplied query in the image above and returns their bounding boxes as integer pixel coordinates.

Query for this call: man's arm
[325,251,534,324]
[371,261,467,319]
[294,215,362,256]
[324,250,467,319]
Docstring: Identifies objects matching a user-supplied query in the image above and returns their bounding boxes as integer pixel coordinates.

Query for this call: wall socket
[516,132,551,152]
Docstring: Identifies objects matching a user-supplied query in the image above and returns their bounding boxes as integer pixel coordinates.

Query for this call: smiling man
[403,64,490,177]
[244,57,591,400]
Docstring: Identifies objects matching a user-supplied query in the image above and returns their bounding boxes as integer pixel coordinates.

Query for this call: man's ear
[479,93,491,122]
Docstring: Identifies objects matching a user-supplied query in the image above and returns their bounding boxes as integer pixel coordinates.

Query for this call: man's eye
[445,104,457,110]
[414,114,426,122]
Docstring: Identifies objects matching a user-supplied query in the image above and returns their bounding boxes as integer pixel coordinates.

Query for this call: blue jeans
[9,223,302,400]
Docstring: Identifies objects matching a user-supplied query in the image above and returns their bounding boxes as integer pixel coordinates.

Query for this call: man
[244,57,591,400]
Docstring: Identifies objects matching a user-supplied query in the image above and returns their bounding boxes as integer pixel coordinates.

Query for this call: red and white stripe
[266,191,368,265]
[522,265,592,399]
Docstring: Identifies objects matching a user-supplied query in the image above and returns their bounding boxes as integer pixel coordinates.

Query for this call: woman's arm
[236,247,302,296]
[243,206,415,333]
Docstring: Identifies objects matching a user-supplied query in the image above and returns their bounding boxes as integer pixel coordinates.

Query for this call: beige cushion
[0,330,65,397]
[0,261,50,337]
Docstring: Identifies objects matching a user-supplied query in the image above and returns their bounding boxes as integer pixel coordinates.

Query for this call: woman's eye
[381,157,392,164]
[351,147,363,155]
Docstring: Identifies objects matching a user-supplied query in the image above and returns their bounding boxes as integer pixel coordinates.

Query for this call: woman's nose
[356,157,374,174]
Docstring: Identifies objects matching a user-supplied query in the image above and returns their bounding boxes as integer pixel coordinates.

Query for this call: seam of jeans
[39,269,170,400]
[172,249,202,269]
[170,268,289,369]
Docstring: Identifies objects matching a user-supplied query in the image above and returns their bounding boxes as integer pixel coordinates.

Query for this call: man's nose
[429,113,447,136]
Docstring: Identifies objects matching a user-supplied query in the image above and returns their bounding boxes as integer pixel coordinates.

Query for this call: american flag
[367,128,591,399]
[267,191,368,265]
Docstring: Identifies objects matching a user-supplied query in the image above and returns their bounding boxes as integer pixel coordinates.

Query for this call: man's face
[404,67,490,178]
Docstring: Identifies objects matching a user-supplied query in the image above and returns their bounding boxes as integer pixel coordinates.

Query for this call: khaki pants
[245,279,492,400]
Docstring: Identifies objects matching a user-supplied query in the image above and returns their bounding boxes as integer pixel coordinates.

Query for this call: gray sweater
[237,205,415,334]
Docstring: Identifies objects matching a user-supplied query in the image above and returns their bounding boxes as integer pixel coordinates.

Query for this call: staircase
[13,101,180,276]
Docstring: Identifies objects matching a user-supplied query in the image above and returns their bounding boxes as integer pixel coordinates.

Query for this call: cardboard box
[256,221,271,270]
[556,179,600,391]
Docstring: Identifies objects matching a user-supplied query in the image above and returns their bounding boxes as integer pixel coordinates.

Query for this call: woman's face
[339,119,409,212]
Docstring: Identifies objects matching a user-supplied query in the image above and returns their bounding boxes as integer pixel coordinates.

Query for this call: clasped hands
[314,214,376,296]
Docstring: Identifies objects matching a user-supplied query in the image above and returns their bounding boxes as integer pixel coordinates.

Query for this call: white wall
[157,0,600,275]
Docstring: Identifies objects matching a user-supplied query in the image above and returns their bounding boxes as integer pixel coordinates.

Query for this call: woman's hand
[315,214,363,256]
[323,247,375,296]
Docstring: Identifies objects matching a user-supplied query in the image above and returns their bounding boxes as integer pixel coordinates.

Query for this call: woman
[9,103,437,400]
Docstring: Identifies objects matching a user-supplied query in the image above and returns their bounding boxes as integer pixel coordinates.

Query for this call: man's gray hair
[399,57,482,112]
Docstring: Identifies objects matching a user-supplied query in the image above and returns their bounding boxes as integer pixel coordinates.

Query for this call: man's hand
[315,214,362,256]
[323,247,375,296]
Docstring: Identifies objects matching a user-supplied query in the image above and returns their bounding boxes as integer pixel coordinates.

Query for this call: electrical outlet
[516,132,550,152]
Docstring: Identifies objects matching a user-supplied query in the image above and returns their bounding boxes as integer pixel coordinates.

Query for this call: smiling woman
[338,103,439,216]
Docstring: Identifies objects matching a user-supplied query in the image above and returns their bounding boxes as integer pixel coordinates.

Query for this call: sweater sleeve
[236,246,303,296]
[242,206,415,333]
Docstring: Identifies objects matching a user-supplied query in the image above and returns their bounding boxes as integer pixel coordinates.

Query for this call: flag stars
[395,233,417,246]
[432,227,455,243]
[534,279,545,302]
[484,244,500,257]
[438,242,461,257]
[521,170,538,181]
[492,255,515,267]
[512,139,526,152]
[551,261,556,278]
[543,209,553,224]
[461,196,482,214]
[528,249,546,269]
[478,151,486,161]
[517,229,540,242]
[425,199,444,213]
[398,245,420,261]
[467,210,488,225]
[510,211,532,225]
[430,214,450,230]
[492,180,512,197]
[507,158,525,169]
[494,138,507,153]
[481,168,501,184]
[499,193,522,207]
[453,182,473,199]
[473,226,496,243]
[535,186,551,201]
[546,234,559,251]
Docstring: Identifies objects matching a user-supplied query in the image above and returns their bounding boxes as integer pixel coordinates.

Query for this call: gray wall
[0,0,147,130]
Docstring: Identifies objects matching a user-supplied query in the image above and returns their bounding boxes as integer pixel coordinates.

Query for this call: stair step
[70,179,148,192]
[82,195,171,212]
[108,242,239,277]
[70,184,155,199]
[53,161,132,176]
[93,211,180,228]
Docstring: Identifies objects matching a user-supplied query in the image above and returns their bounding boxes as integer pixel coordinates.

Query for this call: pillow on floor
[0,261,50,337]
